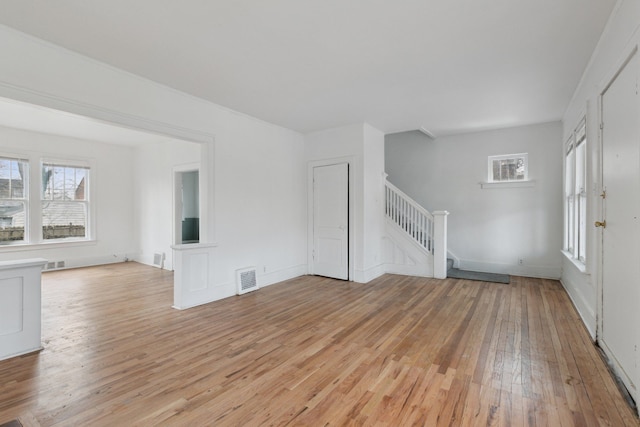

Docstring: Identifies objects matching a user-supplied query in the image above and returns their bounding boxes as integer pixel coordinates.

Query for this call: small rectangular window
[0,157,28,244]
[41,163,89,241]
[488,153,528,182]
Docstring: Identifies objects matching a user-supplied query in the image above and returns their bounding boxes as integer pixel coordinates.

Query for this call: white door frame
[307,156,355,281]
[596,35,640,340]
[596,31,640,403]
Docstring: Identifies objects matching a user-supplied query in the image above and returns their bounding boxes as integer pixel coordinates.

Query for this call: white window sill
[480,180,536,189]
[0,239,97,252]
[561,250,587,273]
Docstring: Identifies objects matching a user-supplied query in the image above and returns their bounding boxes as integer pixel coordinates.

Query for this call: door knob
[595,220,606,228]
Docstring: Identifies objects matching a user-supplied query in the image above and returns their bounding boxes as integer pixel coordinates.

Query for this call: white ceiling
[0,0,617,136]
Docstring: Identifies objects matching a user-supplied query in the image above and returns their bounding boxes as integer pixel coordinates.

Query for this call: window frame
[487,153,529,183]
[0,156,29,245]
[564,118,587,266]
[40,160,91,243]
[0,152,95,249]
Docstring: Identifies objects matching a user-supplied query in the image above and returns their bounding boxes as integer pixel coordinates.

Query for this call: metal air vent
[236,267,258,295]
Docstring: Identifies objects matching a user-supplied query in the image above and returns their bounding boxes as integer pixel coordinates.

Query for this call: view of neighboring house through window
[42,163,89,240]
[564,120,587,264]
[0,157,28,244]
[488,153,528,182]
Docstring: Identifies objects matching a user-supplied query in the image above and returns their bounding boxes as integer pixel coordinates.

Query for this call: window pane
[0,201,25,244]
[576,141,587,262]
[0,158,27,199]
[492,160,501,181]
[489,154,527,182]
[43,165,88,201]
[42,202,86,240]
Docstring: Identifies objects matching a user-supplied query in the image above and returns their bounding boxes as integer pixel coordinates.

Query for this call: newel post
[432,211,449,279]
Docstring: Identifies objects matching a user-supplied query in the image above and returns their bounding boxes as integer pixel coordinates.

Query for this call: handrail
[385,180,434,253]
[384,180,433,219]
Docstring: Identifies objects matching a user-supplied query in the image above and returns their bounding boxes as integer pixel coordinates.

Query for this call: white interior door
[313,163,348,280]
[600,48,640,399]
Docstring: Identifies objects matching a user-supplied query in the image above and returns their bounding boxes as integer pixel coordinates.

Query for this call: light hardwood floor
[0,263,637,426]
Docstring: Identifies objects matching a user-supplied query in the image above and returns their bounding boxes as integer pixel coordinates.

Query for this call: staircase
[384,179,449,278]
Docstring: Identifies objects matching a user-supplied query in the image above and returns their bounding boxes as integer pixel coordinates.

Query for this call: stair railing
[385,179,449,279]
[385,180,434,253]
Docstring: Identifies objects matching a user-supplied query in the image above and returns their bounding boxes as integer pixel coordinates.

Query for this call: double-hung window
[0,157,28,244]
[564,120,587,263]
[41,162,90,241]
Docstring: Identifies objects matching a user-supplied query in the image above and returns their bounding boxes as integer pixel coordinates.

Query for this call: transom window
[488,153,528,182]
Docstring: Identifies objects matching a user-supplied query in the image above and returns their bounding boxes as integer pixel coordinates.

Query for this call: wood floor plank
[0,263,637,426]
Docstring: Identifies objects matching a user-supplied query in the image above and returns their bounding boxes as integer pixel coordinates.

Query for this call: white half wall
[386,122,563,279]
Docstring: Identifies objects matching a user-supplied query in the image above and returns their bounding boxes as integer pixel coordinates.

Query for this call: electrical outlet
[518,258,524,265]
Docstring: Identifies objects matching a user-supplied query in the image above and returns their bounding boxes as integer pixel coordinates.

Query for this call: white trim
[353,264,385,283]
[479,180,535,189]
[0,81,214,145]
[561,250,586,273]
[458,258,561,279]
[172,163,200,246]
[307,157,356,281]
[0,257,48,270]
[596,28,640,347]
[0,25,292,135]
[259,264,309,288]
[560,256,596,339]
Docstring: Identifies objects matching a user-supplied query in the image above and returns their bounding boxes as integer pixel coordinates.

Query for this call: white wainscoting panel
[172,243,217,309]
[0,258,47,361]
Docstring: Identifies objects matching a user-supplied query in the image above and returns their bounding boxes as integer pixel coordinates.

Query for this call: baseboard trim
[353,264,385,283]
[560,257,596,339]
[458,259,561,279]
[40,253,133,271]
[258,264,308,287]
[383,263,433,278]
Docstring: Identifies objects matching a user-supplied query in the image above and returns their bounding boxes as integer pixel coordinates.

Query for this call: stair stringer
[383,217,434,277]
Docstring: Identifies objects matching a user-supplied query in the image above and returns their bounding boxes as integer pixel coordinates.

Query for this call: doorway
[599,46,640,402]
[311,162,349,280]
[174,165,200,245]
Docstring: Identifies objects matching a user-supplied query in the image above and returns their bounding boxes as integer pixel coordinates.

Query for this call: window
[564,120,587,263]
[41,163,89,241]
[488,153,528,182]
[0,157,28,244]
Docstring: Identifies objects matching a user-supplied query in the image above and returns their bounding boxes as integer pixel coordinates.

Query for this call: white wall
[0,126,136,267]
[305,122,386,283]
[386,122,563,279]
[362,124,386,281]
[0,25,308,300]
[561,0,640,337]
[134,140,201,270]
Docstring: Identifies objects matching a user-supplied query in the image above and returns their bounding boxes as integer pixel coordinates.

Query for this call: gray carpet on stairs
[447,267,510,284]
